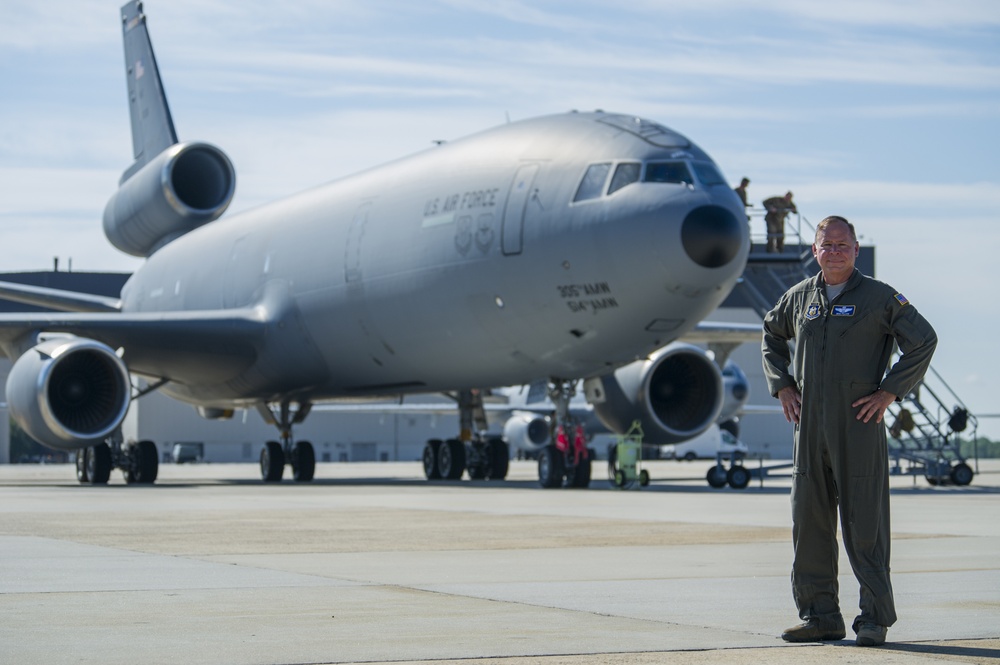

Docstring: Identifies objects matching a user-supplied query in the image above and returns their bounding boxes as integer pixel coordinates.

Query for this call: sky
[1,1,999,438]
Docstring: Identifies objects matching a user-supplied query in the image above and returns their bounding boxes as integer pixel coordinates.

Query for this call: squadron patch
[805,303,821,320]
[894,293,910,307]
[832,305,856,316]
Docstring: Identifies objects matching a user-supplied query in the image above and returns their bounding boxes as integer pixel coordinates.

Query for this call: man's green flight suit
[762,267,937,633]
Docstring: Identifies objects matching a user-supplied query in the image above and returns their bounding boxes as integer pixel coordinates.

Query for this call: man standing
[763,191,797,253]
[761,216,937,647]
[734,177,751,218]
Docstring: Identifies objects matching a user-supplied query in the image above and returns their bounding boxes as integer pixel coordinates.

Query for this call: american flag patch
[894,293,909,306]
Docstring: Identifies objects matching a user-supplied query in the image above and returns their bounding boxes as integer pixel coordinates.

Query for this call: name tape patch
[832,305,856,316]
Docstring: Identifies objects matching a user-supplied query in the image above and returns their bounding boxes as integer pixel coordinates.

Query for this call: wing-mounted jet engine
[502,411,552,455]
[7,338,131,449]
[103,141,235,257]
[584,343,724,445]
[4,337,158,485]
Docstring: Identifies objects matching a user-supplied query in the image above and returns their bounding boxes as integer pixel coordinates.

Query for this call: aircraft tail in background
[119,0,178,182]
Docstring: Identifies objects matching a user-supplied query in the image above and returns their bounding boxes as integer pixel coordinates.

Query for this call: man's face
[812,221,859,285]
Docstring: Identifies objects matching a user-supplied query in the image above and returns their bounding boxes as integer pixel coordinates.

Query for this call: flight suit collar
[813,268,864,299]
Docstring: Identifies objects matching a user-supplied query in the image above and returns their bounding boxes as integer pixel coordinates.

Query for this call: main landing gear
[537,380,591,489]
[256,400,316,482]
[75,429,159,485]
[422,389,510,482]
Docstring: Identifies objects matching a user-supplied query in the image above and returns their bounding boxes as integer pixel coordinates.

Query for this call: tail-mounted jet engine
[103,141,235,257]
[6,338,132,450]
[584,342,723,444]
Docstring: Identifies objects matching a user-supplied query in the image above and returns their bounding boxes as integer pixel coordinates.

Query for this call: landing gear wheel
[726,465,750,490]
[706,464,727,489]
[86,443,112,485]
[261,440,285,482]
[125,440,159,484]
[423,439,442,480]
[486,437,509,480]
[291,441,315,482]
[950,462,973,486]
[639,469,650,487]
[568,454,592,488]
[538,445,565,488]
[438,439,466,480]
[76,451,90,484]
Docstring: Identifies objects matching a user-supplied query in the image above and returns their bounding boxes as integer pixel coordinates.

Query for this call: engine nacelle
[103,141,235,257]
[6,338,132,450]
[502,410,551,454]
[584,343,723,444]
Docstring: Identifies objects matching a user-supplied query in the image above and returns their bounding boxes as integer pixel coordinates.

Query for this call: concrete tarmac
[1,458,998,665]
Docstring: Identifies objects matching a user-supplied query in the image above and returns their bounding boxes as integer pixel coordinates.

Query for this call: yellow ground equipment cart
[607,420,650,489]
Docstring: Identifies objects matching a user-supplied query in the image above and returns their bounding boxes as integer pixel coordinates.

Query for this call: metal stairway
[736,210,978,486]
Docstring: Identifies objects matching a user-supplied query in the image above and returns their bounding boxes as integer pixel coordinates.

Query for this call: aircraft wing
[0,280,122,313]
[678,321,762,367]
[739,403,784,415]
[679,321,762,344]
[0,309,264,382]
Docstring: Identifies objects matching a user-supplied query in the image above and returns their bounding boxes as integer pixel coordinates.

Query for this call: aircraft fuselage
[120,112,749,407]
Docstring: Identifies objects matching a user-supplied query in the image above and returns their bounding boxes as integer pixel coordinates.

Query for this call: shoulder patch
[894,293,910,307]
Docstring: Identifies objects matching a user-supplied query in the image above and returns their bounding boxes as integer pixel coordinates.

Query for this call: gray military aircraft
[0,1,752,488]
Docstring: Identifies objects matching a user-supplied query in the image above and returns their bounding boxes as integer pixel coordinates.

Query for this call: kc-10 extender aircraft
[0,1,756,488]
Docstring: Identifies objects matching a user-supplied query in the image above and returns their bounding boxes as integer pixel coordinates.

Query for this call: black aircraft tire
[438,439,466,480]
[126,440,159,485]
[87,443,112,485]
[261,441,285,482]
[726,465,750,490]
[139,440,159,484]
[568,454,592,488]
[292,441,315,482]
[423,440,442,480]
[538,445,565,489]
[487,438,509,480]
[706,464,727,489]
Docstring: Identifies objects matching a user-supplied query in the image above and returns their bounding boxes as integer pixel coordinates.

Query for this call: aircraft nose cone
[681,205,743,268]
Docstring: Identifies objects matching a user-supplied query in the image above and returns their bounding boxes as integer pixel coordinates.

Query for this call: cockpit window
[692,162,726,186]
[644,161,693,185]
[608,162,641,195]
[573,163,612,202]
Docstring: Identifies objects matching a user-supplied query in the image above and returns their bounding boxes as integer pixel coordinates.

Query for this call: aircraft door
[501,163,539,256]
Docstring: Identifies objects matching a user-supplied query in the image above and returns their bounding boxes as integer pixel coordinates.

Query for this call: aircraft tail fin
[119,0,178,183]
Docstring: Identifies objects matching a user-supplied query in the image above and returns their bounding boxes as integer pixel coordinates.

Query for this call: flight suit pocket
[848,475,880,548]
[836,310,874,339]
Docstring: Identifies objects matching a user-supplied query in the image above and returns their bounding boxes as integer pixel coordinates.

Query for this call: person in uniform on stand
[763,191,797,253]
[734,177,751,217]
[761,216,937,647]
